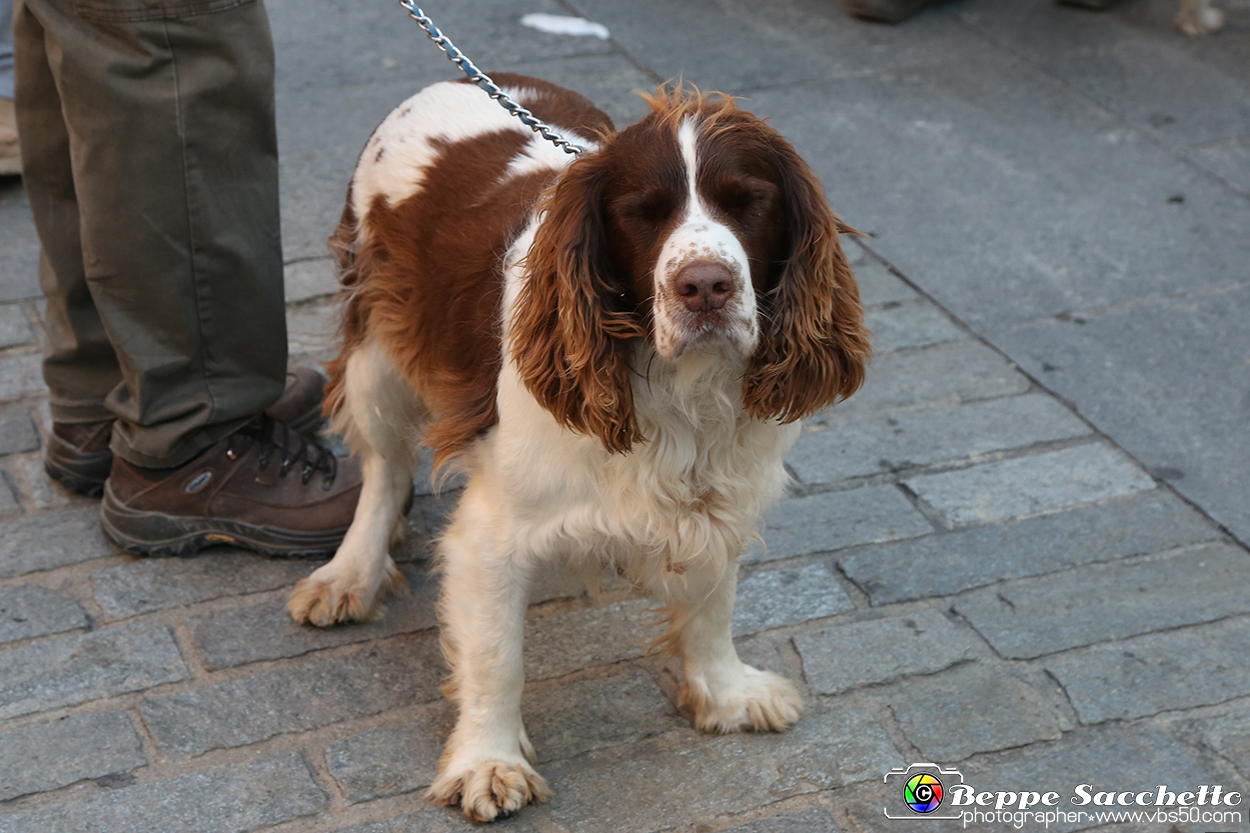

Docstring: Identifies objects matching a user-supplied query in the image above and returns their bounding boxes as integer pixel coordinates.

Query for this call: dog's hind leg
[289,340,420,626]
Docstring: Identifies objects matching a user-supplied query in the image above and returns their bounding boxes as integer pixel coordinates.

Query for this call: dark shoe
[100,415,361,557]
[44,365,328,497]
[44,421,114,497]
[847,0,938,23]
[1055,0,1119,9]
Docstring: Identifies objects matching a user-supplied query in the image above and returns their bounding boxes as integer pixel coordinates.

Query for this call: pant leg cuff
[109,414,254,469]
[49,401,115,424]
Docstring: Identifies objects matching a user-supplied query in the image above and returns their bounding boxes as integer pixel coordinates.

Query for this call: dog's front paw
[427,758,552,823]
[680,664,803,733]
[287,561,406,627]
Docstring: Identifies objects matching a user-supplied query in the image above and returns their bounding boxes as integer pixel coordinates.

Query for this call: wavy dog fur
[292,75,869,823]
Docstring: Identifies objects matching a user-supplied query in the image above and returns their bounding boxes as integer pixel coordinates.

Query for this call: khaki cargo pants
[14,0,287,467]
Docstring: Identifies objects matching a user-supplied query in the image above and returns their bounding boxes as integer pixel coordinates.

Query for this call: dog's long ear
[742,137,871,423]
[512,152,646,453]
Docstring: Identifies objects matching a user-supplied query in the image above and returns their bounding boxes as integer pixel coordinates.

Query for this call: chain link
[398,1,587,156]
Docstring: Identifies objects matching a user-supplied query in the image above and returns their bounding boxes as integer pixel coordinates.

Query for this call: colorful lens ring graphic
[904,773,944,814]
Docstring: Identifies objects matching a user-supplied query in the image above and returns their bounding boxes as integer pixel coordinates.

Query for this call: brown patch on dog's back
[326,86,614,472]
[455,73,613,143]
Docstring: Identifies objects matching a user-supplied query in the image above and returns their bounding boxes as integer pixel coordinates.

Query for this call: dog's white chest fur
[489,337,800,578]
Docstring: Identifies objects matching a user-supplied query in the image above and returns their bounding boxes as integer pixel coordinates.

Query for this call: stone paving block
[22,455,77,512]
[0,188,41,303]
[735,633,793,678]
[839,489,1221,604]
[522,565,585,607]
[0,622,190,719]
[794,609,984,695]
[720,807,844,833]
[954,542,1250,660]
[0,353,44,402]
[408,455,469,499]
[812,339,1031,421]
[843,238,868,264]
[286,300,339,357]
[963,1,1250,151]
[92,552,317,620]
[864,303,966,354]
[0,404,39,454]
[0,504,112,578]
[994,284,1250,556]
[324,703,453,804]
[1046,616,1250,724]
[0,583,89,645]
[0,711,146,801]
[792,393,1089,483]
[142,637,443,759]
[903,443,1157,525]
[1191,700,1250,777]
[187,565,439,670]
[524,599,656,681]
[750,43,1250,334]
[328,669,683,805]
[269,0,613,97]
[0,304,34,348]
[284,257,341,303]
[0,752,328,833]
[842,721,1244,833]
[1188,139,1250,194]
[856,260,920,307]
[947,723,1246,833]
[746,485,933,563]
[328,808,543,833]
[33,398,51,432]
[732,562,854,637]
[525,669,686,764]
[575,0,980,92]
[0,472,20,517]
[545,708,900,831]
[885,663,1064,762]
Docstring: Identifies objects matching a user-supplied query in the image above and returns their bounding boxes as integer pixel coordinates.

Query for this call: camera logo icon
[884,763,964,820]
[904,772,944,813]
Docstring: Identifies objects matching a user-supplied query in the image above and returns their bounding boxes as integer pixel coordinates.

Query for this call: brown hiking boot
[100,415,360,557]
[44,421,114,497]
[44,365,328,497]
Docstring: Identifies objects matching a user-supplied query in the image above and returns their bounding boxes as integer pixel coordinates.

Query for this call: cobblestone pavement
[2,1,1249,832]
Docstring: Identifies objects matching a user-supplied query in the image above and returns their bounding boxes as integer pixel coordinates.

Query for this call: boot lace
[227,415,339,489]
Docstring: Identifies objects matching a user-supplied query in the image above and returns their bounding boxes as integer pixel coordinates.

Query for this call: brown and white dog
[288,75,870,822]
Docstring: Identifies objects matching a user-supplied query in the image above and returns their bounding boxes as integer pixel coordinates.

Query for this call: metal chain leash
[398,1,587,156]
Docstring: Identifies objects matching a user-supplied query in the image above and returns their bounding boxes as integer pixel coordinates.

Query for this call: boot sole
[100,483,348,558]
